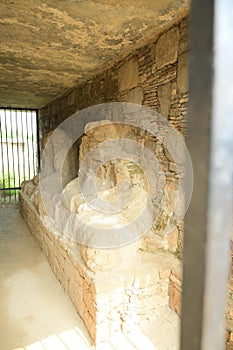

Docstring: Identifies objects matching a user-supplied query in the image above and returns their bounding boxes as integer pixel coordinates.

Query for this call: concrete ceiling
[0,0,189,109]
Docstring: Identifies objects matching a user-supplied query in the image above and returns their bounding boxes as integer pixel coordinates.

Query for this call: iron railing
[0,108,39,202]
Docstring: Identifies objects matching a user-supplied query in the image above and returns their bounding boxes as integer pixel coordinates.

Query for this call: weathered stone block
[20,190,181,346]
[157,82,171,118]
[167,228,179,253]
[118,59,139,92]
[168,264,182,316]
[155,27,179,69]
[126,87,143,104]
[177,52,189,93]
[169,281,181,315]
[80,242,139,272]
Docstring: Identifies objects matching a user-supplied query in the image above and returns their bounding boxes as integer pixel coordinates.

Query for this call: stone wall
[19,178,180,346]
[19,111,182,346]
[32,13,232,349]
[39,18,189,137]
[39,16,189,257]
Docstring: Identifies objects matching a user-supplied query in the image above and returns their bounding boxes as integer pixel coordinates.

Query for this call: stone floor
[0,203,179,350]
[0,203,92,350]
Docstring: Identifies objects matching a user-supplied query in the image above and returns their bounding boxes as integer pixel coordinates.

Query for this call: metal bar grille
[0,108,39,202]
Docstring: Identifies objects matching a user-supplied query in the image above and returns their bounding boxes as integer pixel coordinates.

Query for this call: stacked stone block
[25,14,233,349]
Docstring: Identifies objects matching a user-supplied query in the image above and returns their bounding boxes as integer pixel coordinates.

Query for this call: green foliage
[0,173,20,200]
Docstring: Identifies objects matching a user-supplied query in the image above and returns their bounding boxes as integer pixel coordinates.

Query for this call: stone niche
[19,120,181,347]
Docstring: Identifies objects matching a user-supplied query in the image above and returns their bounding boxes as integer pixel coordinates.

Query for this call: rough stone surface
[39,16,190,265]
[169,266,182,315]
[19,190,179,345]
[177,51,189,93]
[19,109,183,345]
[158,82,171,118]
[20,14,233,348]
[0,0,189,108]
[155,27,180,69]
[39,16,190,150]
[167,228,179,253]
[118,59,139,92]
[126,87,143,104]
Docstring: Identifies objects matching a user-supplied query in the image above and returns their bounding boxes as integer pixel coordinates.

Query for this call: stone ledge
[19,190,180,346]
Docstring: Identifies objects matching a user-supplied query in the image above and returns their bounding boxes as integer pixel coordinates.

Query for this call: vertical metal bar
[10,109,16,201]
[30,110,36,177]
[181,1,214,346]
[0,108,38,201]
[202,0,233,348]
[181,1,233,350]
[25,110,31,179]
[36,110,40,173]
[15,109,21,197]
[0,110,6,202]
[4,109,11,202]
[20,110,26,182]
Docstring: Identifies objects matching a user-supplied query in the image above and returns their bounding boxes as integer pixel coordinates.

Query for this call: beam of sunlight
[12,327,159,350]
[12,326,92,350]
[25,341,46,350]
[126,331,158,350]
[41,335,69,350]
[107,330,158,350]
[59,328,90,350]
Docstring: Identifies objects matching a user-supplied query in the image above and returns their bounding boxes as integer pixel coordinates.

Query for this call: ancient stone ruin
[19,113,184,346]
[17,13,233,349]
